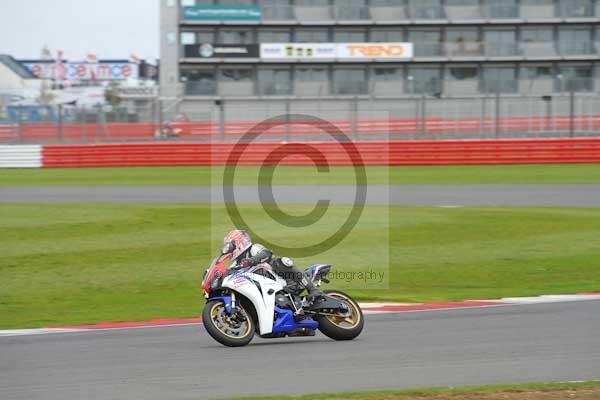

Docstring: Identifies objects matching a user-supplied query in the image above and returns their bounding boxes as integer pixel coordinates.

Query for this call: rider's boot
[303,278,324,303]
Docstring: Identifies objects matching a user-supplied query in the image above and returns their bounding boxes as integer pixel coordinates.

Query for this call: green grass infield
[1,203,599,328]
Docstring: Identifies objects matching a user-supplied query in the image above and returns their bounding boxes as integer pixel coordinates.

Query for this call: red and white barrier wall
[1,138,600,168]
[0,145,42,168]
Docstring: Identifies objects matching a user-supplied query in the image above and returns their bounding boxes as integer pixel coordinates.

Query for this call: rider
[222,230,323,301]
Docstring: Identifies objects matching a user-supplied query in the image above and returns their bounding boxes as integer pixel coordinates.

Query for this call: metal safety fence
[1,93,599,144]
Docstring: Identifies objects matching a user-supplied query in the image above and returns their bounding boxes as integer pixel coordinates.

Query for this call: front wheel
[316,290,364,341]
[202,300,255,347]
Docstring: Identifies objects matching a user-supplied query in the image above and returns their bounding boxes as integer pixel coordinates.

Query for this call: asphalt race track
[1,300,599,400]
[2,184,600,206]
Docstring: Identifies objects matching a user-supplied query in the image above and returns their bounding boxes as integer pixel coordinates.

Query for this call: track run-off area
[1,298,599,400]
[2,184,600,206]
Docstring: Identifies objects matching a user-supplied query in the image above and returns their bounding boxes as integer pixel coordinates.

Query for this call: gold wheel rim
[325,293,361,329]
[209,302,251,339]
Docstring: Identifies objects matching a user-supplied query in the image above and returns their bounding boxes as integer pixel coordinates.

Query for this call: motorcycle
[201,249,364,347]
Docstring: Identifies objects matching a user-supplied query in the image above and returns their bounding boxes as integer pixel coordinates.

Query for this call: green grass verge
[229,381,600,400]
[2,164,600,186]
[1,204,599,329]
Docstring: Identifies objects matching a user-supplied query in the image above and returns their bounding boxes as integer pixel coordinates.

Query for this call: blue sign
[182,5,262,21]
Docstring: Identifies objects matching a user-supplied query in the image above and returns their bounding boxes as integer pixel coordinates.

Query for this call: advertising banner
[337,43,413,59]
[182,5,262,21]
[184,44,259,59]
[260,43,413,60]
[22,61,139,81]
[260,43,337,59]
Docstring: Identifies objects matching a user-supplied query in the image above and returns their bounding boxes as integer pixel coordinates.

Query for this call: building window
[333,30,367,43]
[521,65,553,80]
[409,0,444,19]
[333,68,367,95]
[372,67,403,81]
[334,0,369,20]
[406,66,442,94]
[408,29,442,56]
[557,64,594,92]
[445,0,482,20]
[258,29,292,43]
[296,0,329,5]
[370,29,404,42]
[296,66,328,81]
[263,0,294,20]
[484,0,518,18]
[257,68,292,96]
[448,66,479,80]
[371,0,406,5]
[181,68,216,95]
[219,0,254,5]
[295,28,329,43]
[484,29,518,56]
[482,65,518,93]
[558,0,594,17]
[219,67,254,82]
[558,27,594,55]
[180,0,205,6]
[520,0,556,18]
[181,31,215,46]
[521,27,553,43]
[181,32,196,45]
[445,28,481,56]
[218,29,253,45]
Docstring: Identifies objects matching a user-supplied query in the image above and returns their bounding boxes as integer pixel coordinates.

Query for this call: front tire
[317,290,364,341]
[202,300,255,347]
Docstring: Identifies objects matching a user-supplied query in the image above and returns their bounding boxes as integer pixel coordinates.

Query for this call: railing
[258,82,293,96]
[445,41,484,57]
[481,79,519,94]
[556,78,595,92]
[558,41,597,55]
[262,5,295,20]
[184,81,217,96]
[3,94,600,144]
[332,81,368,95]
[413,43,444,57]
[181,75,597,98]
[408,5,446,19]
[333,6,371,20]
[558,0,595,17]
[180,4,597,23]
[484,42,522,57]
[483,4,520,19]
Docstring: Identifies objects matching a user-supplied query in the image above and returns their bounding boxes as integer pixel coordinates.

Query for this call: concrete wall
[160,0,181,99]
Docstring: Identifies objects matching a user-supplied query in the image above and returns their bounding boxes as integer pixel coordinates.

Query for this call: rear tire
[202,300,255,347]
[316,290,364,341]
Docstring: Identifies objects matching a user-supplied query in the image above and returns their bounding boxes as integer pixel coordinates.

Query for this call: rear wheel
[202,300,255,347]
[316,290,364,341]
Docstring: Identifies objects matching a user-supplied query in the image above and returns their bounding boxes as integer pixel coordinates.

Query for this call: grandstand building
[160,0,600,112]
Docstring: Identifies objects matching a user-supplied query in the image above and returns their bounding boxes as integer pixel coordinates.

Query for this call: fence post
[495,91,501,139]
[157,99,164,141]
[479,96,485,138]
[569,89,575,138]
[285,99,291,142]
[351,96,359,138]
[217,100,225,140]
[57,104,63,142]
[420,92,426,135]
